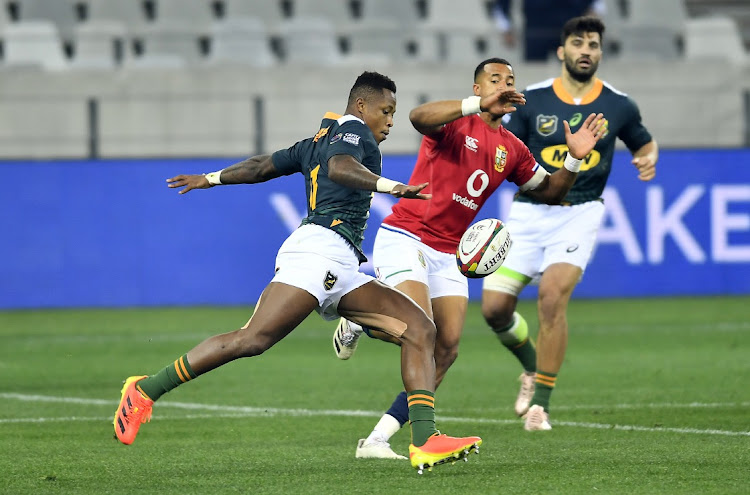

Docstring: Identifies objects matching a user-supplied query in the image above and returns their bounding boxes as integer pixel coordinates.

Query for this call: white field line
[1,393,748,437]
[543,401,750,412]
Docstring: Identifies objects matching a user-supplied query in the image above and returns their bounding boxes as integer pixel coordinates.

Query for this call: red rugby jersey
[383,114,539,253]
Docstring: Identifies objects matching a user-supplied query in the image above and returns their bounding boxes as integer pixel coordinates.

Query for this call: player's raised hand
[167,174,211,194]
[564,112,606,159]
[481,89,526,116]
[391,182,432,200]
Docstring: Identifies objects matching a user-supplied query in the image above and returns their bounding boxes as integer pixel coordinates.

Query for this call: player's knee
[537,288,569,318]
[403,316,436,349]
[481,297,515,329]
[235,331,274,357]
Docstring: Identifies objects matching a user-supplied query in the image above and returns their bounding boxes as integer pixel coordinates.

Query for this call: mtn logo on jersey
[536,115,558,136]
[494,145,508,173]
[452,193,479,210]
[541,145,601,171]
[464,135,479,152]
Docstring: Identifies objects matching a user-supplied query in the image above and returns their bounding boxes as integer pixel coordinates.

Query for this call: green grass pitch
[1,297,748,494]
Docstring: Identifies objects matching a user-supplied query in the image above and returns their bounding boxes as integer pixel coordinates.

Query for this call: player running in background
[332,59,606,459]
[481,16,658,431]
[112,71,483,473]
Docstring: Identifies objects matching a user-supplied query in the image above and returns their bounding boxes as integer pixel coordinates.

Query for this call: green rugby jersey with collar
[506,77,652,205]
[271,112,381,263]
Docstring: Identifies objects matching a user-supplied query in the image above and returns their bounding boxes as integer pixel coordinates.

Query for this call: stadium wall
[2,149,750,309]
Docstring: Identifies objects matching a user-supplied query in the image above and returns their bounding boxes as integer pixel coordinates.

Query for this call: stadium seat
[618,0,685,60]
[206,18,277,67]
[131,21,203,66]
[601,0,625,53]
[2,20,70,70]
[418,0,497,63]
[292,0,355,25]
[223,0,286,30]
[625,0,687,34]
[15,0,79,44]
[421,0,494,30]
[358,0,421,26]
[85,0,150,31]
[618,25,681,60]
[345,23,408,63]
[684,16,748,65]
[278,17,347,65]
[70,19,128,70]
[154,0,217,34]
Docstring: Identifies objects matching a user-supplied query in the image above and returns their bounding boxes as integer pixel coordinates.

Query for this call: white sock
[365,414,401,444]
[347,320,364,336]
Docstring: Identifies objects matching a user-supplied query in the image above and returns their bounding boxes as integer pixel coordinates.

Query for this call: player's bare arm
[166,155,281,194]
[525,112,606,204]
[631,140,658,181]
[409,90,525,136]
[328,154,431,200]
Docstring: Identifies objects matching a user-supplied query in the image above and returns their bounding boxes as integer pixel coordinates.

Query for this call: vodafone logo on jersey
[464,135,479,152]
[452,193,479,210]
[452,169,489,211]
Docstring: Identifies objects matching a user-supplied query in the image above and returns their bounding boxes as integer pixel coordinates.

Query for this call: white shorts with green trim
[272,224,373,321]
[483,200,606,295]
[375,225,468,299]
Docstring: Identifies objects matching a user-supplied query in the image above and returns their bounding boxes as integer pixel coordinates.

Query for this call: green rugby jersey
[506,77,652,205]
[271,112,381,263]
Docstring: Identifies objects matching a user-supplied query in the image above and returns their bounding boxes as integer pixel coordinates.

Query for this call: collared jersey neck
[337,114,364,125]
[552,77,603,105]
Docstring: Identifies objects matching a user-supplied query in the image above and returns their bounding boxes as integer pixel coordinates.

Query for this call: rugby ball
[456,218,512,278]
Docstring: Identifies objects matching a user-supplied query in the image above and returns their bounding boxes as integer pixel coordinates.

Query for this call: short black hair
[347,71,397,106]
[473,58,513,82]
[560,16,605,46]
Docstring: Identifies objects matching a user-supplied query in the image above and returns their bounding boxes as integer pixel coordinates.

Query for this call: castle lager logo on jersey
[494,145,508,173]
[541,144,601,171]
[536,115,558,136]
[343,133,361,146]
[452,193,479,210]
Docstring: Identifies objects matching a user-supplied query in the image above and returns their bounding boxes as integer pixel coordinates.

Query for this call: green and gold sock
[493,312,537,372]
[407,390,438,447]
[137,354,197,402]
[531,371,557,411]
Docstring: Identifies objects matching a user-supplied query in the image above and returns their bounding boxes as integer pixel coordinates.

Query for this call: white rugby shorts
[375,225,468,299]
[272,224,373,321]
[483,200,606,292]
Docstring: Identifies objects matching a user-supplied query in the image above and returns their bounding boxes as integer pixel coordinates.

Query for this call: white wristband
[461,96,482,116]
[563,154,582,173]
[376,177,401,193]
[204,170,223,185]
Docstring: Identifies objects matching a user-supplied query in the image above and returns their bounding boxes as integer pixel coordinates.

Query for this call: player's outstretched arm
[631,140,658,181]
[166,155,281,194]
[328,155,431,200]
[409,90,525,136]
